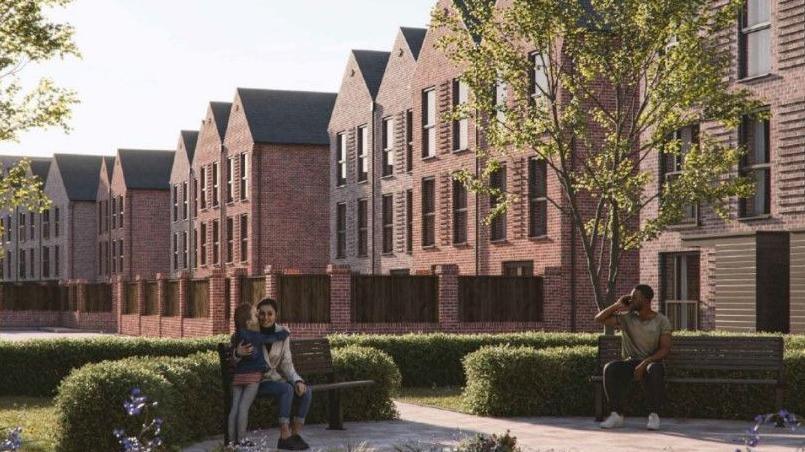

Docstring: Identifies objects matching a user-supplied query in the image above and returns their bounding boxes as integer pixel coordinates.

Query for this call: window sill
[421,155,438,162]
[335,184,346,189]
[452,148,472,155]
[357,180,369,185]
[737,214,772,222]
[490,239,509,245]
[421,245,437,250]
[666,222,700,231]
[381,252,395,257]
[737,73,774,84]
[380,174,395,180]
[453,242,472,249]
[528,235,551,242]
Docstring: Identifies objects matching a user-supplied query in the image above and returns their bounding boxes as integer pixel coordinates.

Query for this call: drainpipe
[370,100,378,275]
[570,136,578,332]
[475,118,480,275]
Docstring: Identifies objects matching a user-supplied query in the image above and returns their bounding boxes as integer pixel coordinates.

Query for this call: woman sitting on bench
[233,298,312,451]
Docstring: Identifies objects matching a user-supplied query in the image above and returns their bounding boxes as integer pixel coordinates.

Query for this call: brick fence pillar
[134,275,145,336]
[76,279,88,314]
[264,265,281,301]
[229,267,247,333]
[542,266,569,331]
[178,271,189,337]
[210,268,227,334]
[327,264,351,331]
[114,275,125,334]
[435,264,460,333]
[155,273,166,336]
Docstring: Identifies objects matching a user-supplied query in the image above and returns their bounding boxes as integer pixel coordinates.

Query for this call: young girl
[228,303,290,446]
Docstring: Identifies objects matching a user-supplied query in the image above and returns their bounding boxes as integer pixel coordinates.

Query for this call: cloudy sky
[1,0,435,157]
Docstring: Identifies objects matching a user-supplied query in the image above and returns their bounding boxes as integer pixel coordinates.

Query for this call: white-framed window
[452,79,469,151]
[422,88,436,158]
[240,153,249,201]
[739,0,771,79]
[336,133,347,186]
[357,126,368,182]
[226,157,235,203]
[382,117,394,176]
[662,253,700,331]
[739,114,770,218]
[530,52,549,100]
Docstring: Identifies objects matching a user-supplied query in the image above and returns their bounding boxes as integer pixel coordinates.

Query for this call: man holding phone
[594,284,672,431]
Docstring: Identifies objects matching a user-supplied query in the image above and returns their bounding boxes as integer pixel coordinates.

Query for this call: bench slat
[309,380,376,392]
[591,376,779,385]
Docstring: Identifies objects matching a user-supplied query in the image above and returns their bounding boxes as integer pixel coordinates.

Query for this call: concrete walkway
[0,327,113,341]
[184,401,805,451]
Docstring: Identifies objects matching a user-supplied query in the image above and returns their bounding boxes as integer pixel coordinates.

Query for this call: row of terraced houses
[1,0,803,334]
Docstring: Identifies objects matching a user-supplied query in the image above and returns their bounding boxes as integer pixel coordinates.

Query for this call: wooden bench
[590,335,785,421]
[217,338,375,443]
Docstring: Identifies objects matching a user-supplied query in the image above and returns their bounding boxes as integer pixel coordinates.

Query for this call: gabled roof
[210,102,232,141]
[453,0,496,44]
[117,149,175,190]
[53,154,106,201]
[102,156,115,180]
[180,130,199,163]
[30,159,52,181]
[351,50,391,99]
[237,88,337,146]
[400,27,428,59]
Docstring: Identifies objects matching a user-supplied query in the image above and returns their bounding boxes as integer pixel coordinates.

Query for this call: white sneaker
[647,412,661,430]
[600,411,624,429]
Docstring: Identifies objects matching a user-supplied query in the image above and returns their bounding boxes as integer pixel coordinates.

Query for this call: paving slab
[0,328,114,341]
[183,401,805,451]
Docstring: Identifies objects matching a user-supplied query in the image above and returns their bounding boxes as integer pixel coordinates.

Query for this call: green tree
[0,0,80,222]
[434,0,764,310]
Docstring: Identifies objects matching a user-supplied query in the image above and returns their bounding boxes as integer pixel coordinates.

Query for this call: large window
[422,178,435,247]
[28,249,33,278]
[112,239,117,273]
[182,182,188,220]
[336,133,347,187]
[54,245,60,277]
[18,213,24,243]
[336,203,346,259]
[453,179,468,244]
[406,109,414,172]
[739,0,771,79]
[452,79,469,151]
[42,209,50,240]
[182,231,188,269]
[240,215,248,262]
[112,197,117,229]
[357,126,368,183]
[661,253,700,331]
[529,158,548,237]
[226,157,234,203]
[118,240,123,273]
[193,177,198,218]
[422,89,437,158]
[212,162,220,207]
[240,153,249,201]
[226,217,234,263]
[172,185,178,221]
[200,223,207,266]
[118,196,124,228]
[490,166,507,241]
[382,118,394,177]
[357,199,368,257]
[173,233,179,271]
[382,194,394,254]
[739,114,771,218]
[55,207,60,237]
[18,248,25,279]
[530,52,549,100]
[200,167,207,209]
[193,228,198,269]
[406,189,413,254]
[496,80,508,124]
[42,246,49,278]
[29,212,34,240]
[663,125,699,224]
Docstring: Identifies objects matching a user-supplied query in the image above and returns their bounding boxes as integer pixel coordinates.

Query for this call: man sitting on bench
[594,284,672,431]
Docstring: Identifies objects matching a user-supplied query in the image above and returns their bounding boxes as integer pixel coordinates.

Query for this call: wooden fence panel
[143,282,158,315]
[187,279,209,318]
[240,277,265,306]
[1,283,62,311]
[58,285,69,311]
[85,284,113,313]
[124,283,138,314]
[352,275,438,323]
[163,281,179,317]
[458,276,543,322]
[277,275,330,323]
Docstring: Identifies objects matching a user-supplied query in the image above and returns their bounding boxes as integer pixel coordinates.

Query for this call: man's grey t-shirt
[617,311,673,360]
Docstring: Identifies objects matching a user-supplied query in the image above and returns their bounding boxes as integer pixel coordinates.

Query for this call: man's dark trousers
[603,359,665,415]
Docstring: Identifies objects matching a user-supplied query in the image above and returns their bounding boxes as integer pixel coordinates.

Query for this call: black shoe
[290,434,310,450]
[277,436,306,451]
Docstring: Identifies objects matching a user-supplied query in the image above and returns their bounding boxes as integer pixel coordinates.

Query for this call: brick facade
[169,131,198,277]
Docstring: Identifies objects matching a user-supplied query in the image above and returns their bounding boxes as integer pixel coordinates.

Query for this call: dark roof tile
[117,149,175,190]
[180,130,199,163]
[352,50,391,99]
[400,27,427,59]
[53,154,107,201]
[237,88,337,145]
[210,102,232,141]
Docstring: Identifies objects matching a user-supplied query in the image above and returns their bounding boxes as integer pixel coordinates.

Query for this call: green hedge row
[54,345,400,452]
[329,331,805,388]
[463,346,805,420]
[0,336,225,397]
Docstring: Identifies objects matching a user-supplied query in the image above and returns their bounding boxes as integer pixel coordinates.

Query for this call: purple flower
[0,426,23,451]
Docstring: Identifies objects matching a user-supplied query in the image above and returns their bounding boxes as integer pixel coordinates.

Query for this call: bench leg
[594,382,604,422]
[327,389,345,430]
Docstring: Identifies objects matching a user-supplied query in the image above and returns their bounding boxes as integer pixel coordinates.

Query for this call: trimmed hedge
[0,336,225,397]
[54,346,400,452]
[463,345,805,420]
[329,331,805,388]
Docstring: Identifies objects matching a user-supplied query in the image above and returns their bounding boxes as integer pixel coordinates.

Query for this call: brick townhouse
[1,157,52,282]
[193,89,335,278]
[641,0,805,334]
[190,101,231,278]
[97,149,173,281]
[329,48,391,273]
[169,130,199,277]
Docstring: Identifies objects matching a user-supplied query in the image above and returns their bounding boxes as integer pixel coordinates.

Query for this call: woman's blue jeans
[258,380,313,425]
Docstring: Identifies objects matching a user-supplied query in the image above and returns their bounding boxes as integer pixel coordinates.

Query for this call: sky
[0,0,436,157]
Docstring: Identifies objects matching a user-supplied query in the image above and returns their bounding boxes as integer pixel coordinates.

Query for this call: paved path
[0,328,113,341]
[184,401,805,451]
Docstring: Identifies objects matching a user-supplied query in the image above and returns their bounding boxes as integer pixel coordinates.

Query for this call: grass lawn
[0,397,58,452]
[396,387,469,414]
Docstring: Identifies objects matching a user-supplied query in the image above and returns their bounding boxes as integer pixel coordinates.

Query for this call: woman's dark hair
[234,303,254,331]
[256,297,279,313]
